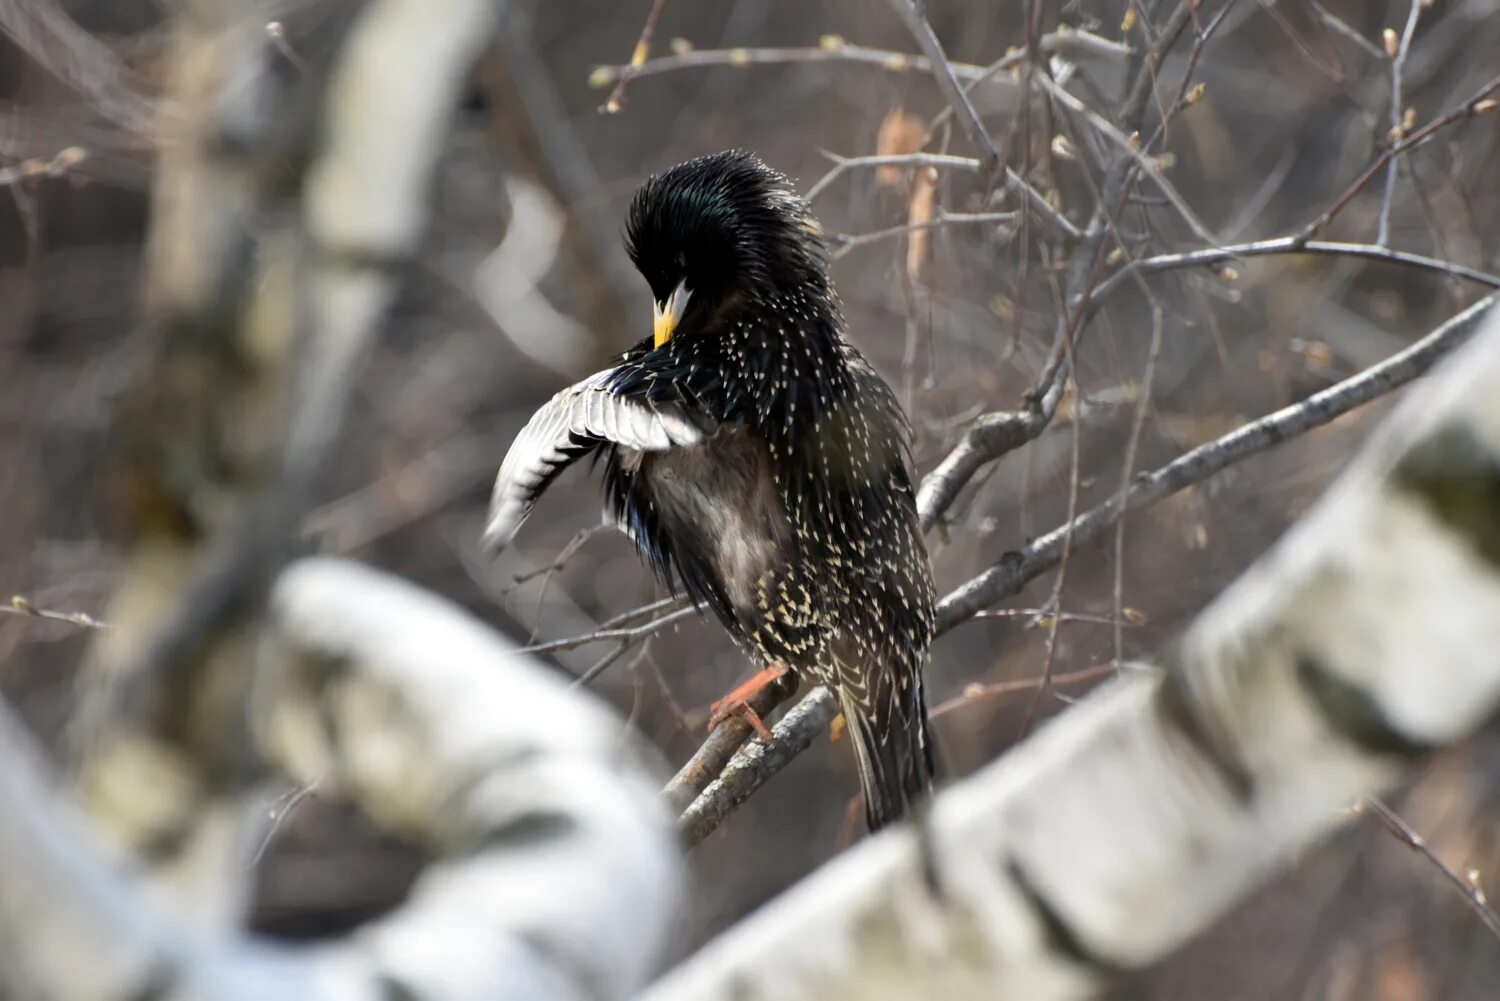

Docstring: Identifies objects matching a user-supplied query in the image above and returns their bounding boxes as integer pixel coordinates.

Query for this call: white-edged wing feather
[484,368,713,552]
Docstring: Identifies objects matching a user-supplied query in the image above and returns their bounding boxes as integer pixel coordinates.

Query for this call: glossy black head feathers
[625,150,830,341]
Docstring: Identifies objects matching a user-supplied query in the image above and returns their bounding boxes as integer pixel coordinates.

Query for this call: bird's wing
[484,367,714,552]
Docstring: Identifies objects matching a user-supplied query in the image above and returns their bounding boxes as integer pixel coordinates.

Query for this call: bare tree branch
[3,594,107,630]
[0,557,684,1001]
[1031,69,1219,246]
[678,295,1497,840]
[663,683,790,815]
[678,687,839,845]
[829,210,1017,258]
[884,0,999,171]
[1363,797,1500,940]
[916,1,1204,536]
[589,32,1125,97]
[516,604,698,657]
[1306,0,1386,60]
[260,557,683,1000]
[935,293,1496,628]
[1093,237,1500,303]
[1296,71,1500,243]
[804,151,980,202]
[1377,0,1424,248]
[601,0,669,113]
[645,297,1500,1001]
[917,235,1500,543]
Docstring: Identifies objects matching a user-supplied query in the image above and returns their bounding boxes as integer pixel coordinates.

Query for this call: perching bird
[485,150,936,829]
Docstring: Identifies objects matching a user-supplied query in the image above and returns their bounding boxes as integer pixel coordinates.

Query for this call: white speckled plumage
[486,150,937,829]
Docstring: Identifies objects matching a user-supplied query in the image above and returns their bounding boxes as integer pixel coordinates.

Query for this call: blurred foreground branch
[75,0,516,909]
[0,558,682,1001]
[0,0,685,998]
[646,302,1500,1000]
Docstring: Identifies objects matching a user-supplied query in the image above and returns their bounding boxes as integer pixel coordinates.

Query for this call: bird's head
[625,149,832,350]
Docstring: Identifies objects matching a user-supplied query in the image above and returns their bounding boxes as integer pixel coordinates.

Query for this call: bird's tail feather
[842,690,934,830]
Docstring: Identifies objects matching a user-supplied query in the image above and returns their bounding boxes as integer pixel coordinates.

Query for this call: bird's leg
[707,663,790,741]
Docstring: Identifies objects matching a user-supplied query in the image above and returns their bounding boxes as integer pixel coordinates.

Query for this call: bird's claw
[707,663,789,742]
[707,697,775,741]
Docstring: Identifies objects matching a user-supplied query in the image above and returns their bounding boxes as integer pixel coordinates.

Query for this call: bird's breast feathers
[629,424,793,619]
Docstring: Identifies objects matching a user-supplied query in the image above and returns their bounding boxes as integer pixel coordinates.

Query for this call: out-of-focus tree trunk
[0,2,686,999]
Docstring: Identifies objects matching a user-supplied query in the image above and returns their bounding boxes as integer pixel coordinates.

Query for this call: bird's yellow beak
[653,280,692,348]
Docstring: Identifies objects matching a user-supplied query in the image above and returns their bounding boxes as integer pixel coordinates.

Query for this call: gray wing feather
[484,368,711,552]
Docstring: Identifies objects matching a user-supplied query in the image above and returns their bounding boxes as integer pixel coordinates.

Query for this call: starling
[485,150,936,829]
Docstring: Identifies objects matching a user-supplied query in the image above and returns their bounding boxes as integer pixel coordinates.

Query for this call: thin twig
[618,641,657,738]
[1003,166,1084,243]
[970,608,1141,627]
[929,663,1116,719]
[601,0,669,113]
[250,779,321,866]
[802,149,1078,242]
[935,294,1497,629]
[595,595,687,631]
[641,648,694,738]
[591,29,1129,100]
[1297,72,1500,243]
[513,523,618,588]
[804,151,980,202]
[0,1,154,131]
[1377,0,1423,247]
[264,21,309,74]
[1112,296,1165,665]
[1364,797,1500,940]
[915,2,1202,535]
[923,23,1134,135]
[3,595,108,630]
[517,604,698,656]
[1031,70,1219,247]
[1021,372,1083,737]
[590,41,992,93]
[1258,0,1344,86]
[881,1,1087,243]
[883,0,998,171]
[572,642,632,688]
[1091,236,1500,305]
[524,525,619,642]
[307,420,506,553]
[1305,0,1386,60]
[829,210,1017,259]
